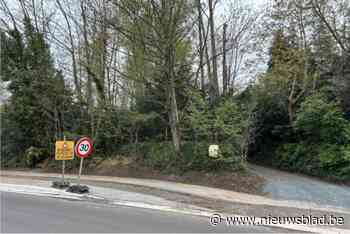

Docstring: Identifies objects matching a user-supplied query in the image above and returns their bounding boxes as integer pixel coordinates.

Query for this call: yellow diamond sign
[55,141,75,160]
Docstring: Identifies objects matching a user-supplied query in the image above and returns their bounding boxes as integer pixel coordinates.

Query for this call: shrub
[273,92,350,181]
[295,92,350,144]
[147,142,244,171]
[182,142,224,171]
[116,141,244,172]
[185,92,251,164]
[144,142,176,170]
[24,147,49,167]
[1,155,26,168]
[277,142,320,171]
[276,142,350,180]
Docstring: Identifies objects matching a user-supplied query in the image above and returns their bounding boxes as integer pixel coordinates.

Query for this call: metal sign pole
[78,157,84,186]
[62,135,66,183]
[62,161,65,182]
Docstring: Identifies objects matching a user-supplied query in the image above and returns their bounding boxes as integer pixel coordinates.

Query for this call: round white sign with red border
[75,137,93,158]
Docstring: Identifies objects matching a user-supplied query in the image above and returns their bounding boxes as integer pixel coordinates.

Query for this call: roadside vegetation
[1,0,350,184]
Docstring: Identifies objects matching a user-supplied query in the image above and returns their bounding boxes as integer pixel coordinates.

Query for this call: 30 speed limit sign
[75,137,93,158]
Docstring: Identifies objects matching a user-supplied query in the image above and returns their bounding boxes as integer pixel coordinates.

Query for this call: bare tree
[222,22,228,95]
[208,0,219,99]
[224,0,260,92]
[196,0,205,92]
[110,0,194,156]
[56,0,82,104]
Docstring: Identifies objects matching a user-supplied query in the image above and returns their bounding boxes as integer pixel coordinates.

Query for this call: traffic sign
[74,137,93,186]
[75,137,93,158]
[55,140,75,160]
[55,136,73,187]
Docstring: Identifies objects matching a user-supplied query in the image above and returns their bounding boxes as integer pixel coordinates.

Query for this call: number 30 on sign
[75,137,93,158]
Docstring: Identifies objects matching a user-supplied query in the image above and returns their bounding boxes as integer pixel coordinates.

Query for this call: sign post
[78,157,84,185]
[74,137,93,186]
[62,136,66,183]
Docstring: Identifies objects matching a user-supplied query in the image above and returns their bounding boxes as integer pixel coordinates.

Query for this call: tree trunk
[196,0,205,93]
[288,100,294,127]
[56,0,83,105]
[198,12,212,94]
[162,1,181,156]
[135,129,139,144]
[208,0,219,99]
[169,80,181,156]
[81,0,94,135]
[222,23,228,95]
[204,28,212,93]
[167,44,181,156]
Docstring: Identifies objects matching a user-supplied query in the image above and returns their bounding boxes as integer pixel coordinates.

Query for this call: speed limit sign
[75,137,93,158]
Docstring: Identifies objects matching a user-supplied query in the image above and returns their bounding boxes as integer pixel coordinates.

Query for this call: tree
[222,0,260,94]
[222,23,228,95]
[186,91,252,161]
[1,17,73,162]
[207,0,219,100]
[112,0,194,157]
[267,30,313,126]
[55,0,82,105]
[307,0,350,54]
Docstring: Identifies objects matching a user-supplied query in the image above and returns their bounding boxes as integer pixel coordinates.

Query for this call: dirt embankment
[34,156,265,195]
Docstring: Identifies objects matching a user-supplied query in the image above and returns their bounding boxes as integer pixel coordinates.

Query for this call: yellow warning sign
[55,141,75,160]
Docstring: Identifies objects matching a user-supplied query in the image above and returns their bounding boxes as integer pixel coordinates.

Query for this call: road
[0,192,287,233]
[250,164,350,209]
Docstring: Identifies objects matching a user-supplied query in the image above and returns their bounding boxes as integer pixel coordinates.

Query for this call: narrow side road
[0,192,287,233]
[249,164,350,209]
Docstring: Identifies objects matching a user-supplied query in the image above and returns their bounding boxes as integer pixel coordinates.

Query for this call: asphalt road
[0,192,288,233]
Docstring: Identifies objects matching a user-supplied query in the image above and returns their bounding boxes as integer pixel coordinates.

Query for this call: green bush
[275,143,319,174]
[319,145,350,180]
[117,142,176,170]
[117,142,144,157]
[186,92,249,145]
[338,165,350,181]
[295,92,350,144]
[24,147,49,168]
[273,92,350,181]
[116,141,244,172]
[275,143,303,169]
[1,155,26,168]
[182,142,216,171]
[275,142,350,181]
[318,144,342,167]
[144,142,176,170]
